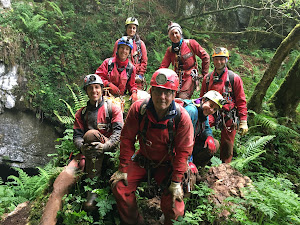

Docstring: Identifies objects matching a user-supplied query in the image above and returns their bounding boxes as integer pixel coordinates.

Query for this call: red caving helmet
[150,68,179,91]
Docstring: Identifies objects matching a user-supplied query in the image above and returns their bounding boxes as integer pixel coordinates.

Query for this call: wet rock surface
[0,110,59,180]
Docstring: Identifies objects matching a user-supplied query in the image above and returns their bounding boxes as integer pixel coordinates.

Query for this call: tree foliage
[270,54,300,118]
[247,24,300,112]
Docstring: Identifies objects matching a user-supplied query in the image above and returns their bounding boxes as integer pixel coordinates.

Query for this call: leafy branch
[19,13,48,34]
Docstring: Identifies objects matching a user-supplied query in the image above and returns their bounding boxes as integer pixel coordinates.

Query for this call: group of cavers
[40,17,248,225]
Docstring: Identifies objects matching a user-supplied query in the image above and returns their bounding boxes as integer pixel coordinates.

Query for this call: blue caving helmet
[118,36,133,50]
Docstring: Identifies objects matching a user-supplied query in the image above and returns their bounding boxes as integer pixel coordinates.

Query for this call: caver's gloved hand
[168,181,184,208]
[108,82,121,95]
[188,162,198,174]
[110,170,128,189]
[204,136,216,154]
[239,120,248,136]
[81,142,103,158]
[81,143,92,156]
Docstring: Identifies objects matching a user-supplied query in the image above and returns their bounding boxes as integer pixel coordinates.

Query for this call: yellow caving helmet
[212,47,229,58]
[203,90,227,108]
[125,17,139,26]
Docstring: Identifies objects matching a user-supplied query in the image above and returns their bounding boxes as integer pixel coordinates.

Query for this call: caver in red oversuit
[112,17,148,90]
[96,36,138,101]
[73,74,123,211]
[200,47,248,163]
[160,22,210,99]
[40,74,123,224]
[110,68,194,225]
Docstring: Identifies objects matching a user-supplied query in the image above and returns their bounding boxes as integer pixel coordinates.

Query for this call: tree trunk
[247,24,300,112]
[270,55,300,118]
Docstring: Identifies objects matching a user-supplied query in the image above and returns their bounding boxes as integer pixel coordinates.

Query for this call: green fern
[68,84,88,112]
[231,135,275,171]
[54,83,88,125]
[53,24,75,42]
[227,176,300,224]
[0,164,58,217]
[19,13,48,34]
[249,110,299,138]
[48,1,64,17]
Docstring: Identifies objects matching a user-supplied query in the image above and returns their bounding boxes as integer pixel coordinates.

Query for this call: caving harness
[206,70,239,132]
[68,100,113,162]
[132,39,142,64]
[170,39,200,91]
[80,100,113,133]
[107,57,134,93]
[132,98,195,194]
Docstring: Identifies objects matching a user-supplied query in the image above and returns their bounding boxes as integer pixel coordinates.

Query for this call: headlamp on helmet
[84,74,103,90]
[125,17,139,26]
[118,36,133,50]
[212,47,229,58]
[155,73,168,85]
[150,68,179,91]
[203,90,226,108]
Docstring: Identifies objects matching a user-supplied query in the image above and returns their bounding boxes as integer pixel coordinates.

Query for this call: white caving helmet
[84,74,103,91]
[203,90,227,108]
[125,17,139,26]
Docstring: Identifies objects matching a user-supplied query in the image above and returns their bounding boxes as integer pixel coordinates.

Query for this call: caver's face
[151,87,175,114]
[117,44,131,61]
[213,56,227,71]
[126,24,137,37]
[87,84,102,104]
[169,29,181,43]
[202,99,219,116]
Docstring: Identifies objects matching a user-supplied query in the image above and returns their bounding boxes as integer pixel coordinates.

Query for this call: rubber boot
[220,140,234,163]
[83,155,104,212]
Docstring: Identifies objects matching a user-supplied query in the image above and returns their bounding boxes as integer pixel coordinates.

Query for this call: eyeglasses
[152,87,174,97]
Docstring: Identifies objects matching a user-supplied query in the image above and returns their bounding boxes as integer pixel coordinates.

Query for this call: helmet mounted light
[150,68,179,91]
[84,74,103,90]
[212,47,229,58]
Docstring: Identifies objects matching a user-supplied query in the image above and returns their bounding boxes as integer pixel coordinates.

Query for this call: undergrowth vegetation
[0,0,299,224]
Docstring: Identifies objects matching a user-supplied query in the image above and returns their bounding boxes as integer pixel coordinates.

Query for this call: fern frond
[59,99,76,118]
[275,125,299,138]
[7,167,30,190]
[54,110,74,125]
[252,112,278,131]
[19,13,47,33]
[243,135,275,158]
[249,110,299,138]
[231,135,275,171]
[48,1,64,17]
[69,83,88,111]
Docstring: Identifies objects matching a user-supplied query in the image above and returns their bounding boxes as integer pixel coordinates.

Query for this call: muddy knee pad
[83,129,108,144]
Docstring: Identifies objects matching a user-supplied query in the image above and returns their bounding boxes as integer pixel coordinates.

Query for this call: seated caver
[95,36,138,102]
[40,74,123,225]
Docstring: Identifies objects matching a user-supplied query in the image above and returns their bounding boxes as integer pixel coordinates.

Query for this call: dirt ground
[1,202,31,225]
[1,164,253,224]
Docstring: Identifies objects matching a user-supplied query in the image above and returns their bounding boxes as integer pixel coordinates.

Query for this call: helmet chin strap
[94,97,103,108]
